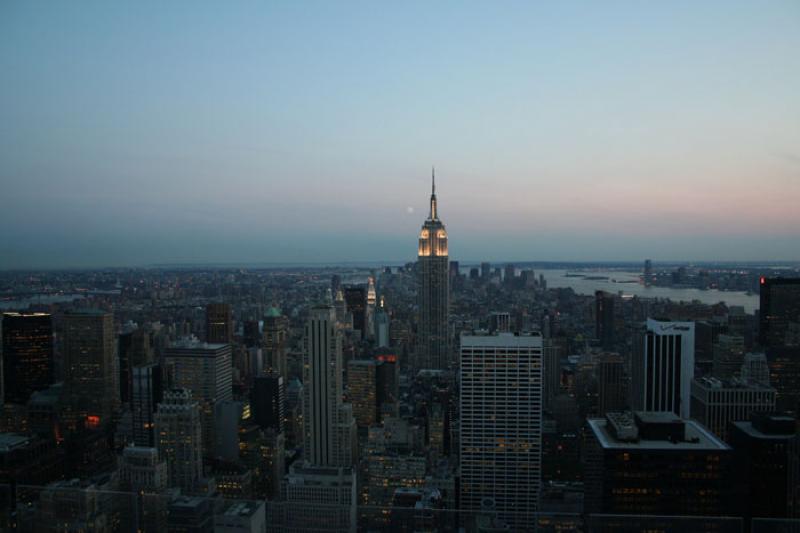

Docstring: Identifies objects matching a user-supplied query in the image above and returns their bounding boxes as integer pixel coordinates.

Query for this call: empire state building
[417,170,450,369]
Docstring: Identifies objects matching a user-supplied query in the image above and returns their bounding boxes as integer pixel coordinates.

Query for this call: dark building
[595,291,615,349]
[759,278,800,413]
[168,496,214,533]
[344,287,367,338]
[205,303,233,344]
[132,363,163,447]
[2,312,54,404]
[729,412,797,521]
[759,277,800,348]
[61,309,118,427]
[597,353,627,416]
[585,411,733,517]
[251,374,284,433]
[480,262,491,280]
[118,327,152,404]
[263,308,289,380]
[242,320,261,348]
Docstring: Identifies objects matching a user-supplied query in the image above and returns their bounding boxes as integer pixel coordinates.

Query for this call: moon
[407,206,414,214]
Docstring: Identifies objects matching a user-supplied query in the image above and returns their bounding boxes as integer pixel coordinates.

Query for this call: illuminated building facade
[2,312,54,404]
[460,331,543,529]
[416,171,450,370]
[61,309,118,426]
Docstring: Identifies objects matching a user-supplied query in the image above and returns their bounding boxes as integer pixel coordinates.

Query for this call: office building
[417,172,450,370]
[374,297,390,348]
[480,262,491,280]
[690,376,776,441]
[460,331,543,529]
[163,338,232,455]
[597,353,627,416]
[154,388,204,493]
[730,412,797,521]
[132,363,164,447]
[632,319,695,418]
[215,500,266,533]
[118,326,152,404]
[168,496,214,533]
[585,411,732,517]
[273,464,357,533]
[595,291,615,349]
[302,305,356,467]
[2,312,53,404]
[712,334,745,380]
[263,308,289,380]
[206,303,234,344]
[759,277,800,413]
[61,309,118,426]
[488,311,511,333]
[643,259,653,286]
[251,374,284,433]
[347,359,379,428]
[344,287,366,338]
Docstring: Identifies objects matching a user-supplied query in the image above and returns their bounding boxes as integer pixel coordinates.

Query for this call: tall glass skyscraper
[416,171,450,370]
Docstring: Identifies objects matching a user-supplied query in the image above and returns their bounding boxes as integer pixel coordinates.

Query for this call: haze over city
[2,1,799,268]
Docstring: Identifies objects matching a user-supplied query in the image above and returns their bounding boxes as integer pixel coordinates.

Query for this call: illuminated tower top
[419,168,448,257]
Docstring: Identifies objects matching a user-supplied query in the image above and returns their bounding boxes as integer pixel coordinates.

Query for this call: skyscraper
[632,319,695,418]
[263,307,289,381]
[61,309,118,426]
[344,287,366,339]
[251,374,284,433]
[302,305,356,467]
[154,388,204,493]
[163,338,233,455]
[758,277,800,413]
[2,312,54,404]
[132,363,164,447]
[416,171,450,370]
[460,331,543,529]
[206,303,234,344]
[118,326,153,404]
[595,291,615,349]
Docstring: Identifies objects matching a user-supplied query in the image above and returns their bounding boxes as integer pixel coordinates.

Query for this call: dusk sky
[2,1,799,268]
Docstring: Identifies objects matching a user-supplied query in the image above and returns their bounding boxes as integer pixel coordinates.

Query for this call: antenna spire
[432,166,436,195]
[429,167,438,220]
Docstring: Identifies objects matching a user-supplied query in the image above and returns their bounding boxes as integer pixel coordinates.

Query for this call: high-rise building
[730,412,797,521]
[118,446,170,532]
[251,374,284,433]
[689,376,776,441]
[374,297,390,348]
[347,359,379,428]
[595,291,615,349]
[759,277,800,413]
[416,172,450,370]
[460,331,543,529]
[163,338,233,455]
[759,277,800,347]
[61,309,118,426]
[2,312,54,404]
[585,411,732,517]
[344,287,366,339]
[302,305,356,467]
[154,388,204,493]
[132,363,164,447]
[118,326,153,404]
[712,334,745,380]
[632,319,695,418]
[263,307,289,381]
[597,353,627,416]
[274,464,357,533]
[488,311,511,333]
[206,303,234,344]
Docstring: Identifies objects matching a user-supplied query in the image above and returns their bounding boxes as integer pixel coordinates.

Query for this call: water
[539,269,757,313]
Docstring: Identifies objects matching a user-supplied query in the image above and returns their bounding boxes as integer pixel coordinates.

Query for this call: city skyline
[2,1,799,268]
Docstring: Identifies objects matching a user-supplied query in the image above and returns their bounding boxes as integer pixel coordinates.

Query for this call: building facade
[416,173,450,370]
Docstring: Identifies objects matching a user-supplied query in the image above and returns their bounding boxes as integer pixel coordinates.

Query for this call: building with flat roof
[690,376,776,441]
[585,411,733,517]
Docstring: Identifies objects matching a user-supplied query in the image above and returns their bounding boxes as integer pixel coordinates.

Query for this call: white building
[690,376,776,441]
[460,331,543,529]
[632,319,695,418]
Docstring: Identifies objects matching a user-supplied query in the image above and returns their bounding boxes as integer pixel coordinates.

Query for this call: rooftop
[589,412,729,451]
